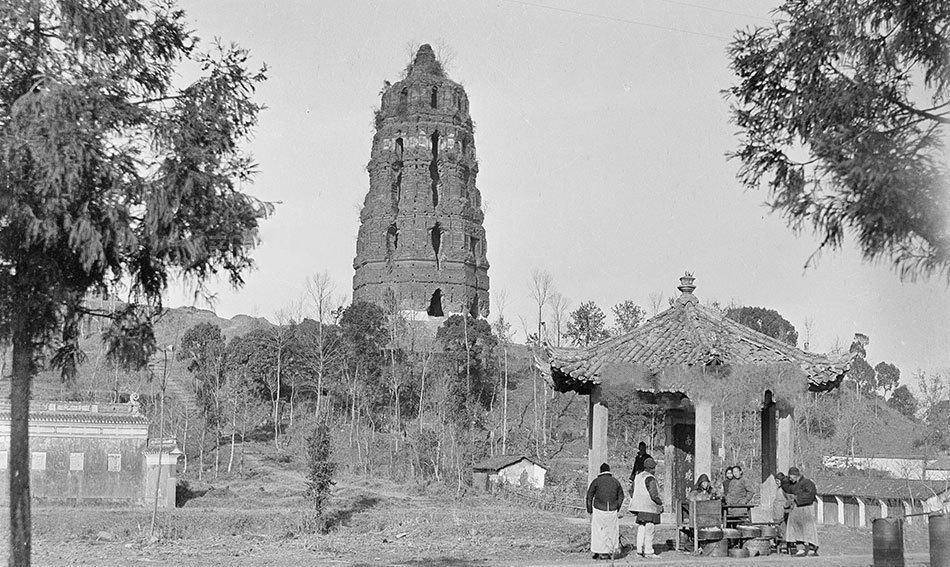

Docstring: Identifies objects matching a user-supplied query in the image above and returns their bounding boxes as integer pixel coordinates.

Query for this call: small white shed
[473,455,547,490]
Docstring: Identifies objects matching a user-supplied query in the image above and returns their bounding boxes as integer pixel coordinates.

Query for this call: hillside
[0,305,271,404]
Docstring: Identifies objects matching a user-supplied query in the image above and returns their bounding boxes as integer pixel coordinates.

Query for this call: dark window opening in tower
[399,88,408,109]
[470,236,480,259]
[430,86,438,108]
[429,131,440,207]
[391,138,404,210]
[430,222,442,256]
[461,137,468,156]
[460,165,470,200]
[386,224,399,258]
[469,294,479,318]
[427,289,444,317]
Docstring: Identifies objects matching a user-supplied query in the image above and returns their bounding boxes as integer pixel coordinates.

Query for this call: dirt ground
[0,443,936,566]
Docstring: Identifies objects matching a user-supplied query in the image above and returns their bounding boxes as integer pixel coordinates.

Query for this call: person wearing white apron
[628,457,663,558]
[585,462,625,560]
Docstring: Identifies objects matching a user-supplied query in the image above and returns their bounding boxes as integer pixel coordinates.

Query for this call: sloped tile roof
[814,475,950,501]
[473,454,545,472]
[0,400,149,426]
[538,274,852,394]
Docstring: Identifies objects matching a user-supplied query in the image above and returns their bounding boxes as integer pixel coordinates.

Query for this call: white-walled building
[473,455,547,490]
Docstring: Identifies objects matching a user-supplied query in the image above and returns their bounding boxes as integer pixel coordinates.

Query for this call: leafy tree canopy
[0,1,268,562]
[887,384,918,418]
[874,361,901,395]
[611,300,645,336]
[724,306,798,346]
[436,314,498,420]
[565,301,609,347]
[728,0,949,280]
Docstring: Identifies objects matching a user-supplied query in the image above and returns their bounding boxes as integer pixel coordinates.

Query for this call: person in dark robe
[721,466,735,496]
[687,474,715,501]
[782,467,819,556]
[586,462,625,560]
[725,465,756,506]
[629,441,652,486]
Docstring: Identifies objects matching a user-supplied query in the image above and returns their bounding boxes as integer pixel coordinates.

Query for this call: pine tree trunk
[181,413,189,475]
[10,325,34,566]
[502,347,508,455]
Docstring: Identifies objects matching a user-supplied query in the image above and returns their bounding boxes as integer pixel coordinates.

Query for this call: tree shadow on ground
[242,422,285,443]
[401,558,489,567]
[175,479,210,507]
[350,559,488,567]
[321,494,381,532]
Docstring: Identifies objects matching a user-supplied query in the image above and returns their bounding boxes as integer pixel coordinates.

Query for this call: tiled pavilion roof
[539,274,852,394]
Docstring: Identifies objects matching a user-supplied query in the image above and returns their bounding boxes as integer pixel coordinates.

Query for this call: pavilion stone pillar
[777,406,795,475]
[662,416,675,524]
[694,399,713,482]
[587,384,608,484]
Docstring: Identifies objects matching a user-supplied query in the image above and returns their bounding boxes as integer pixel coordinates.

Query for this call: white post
[816,496,825,524]
[587,385,608,485]
[835,496,845,525]
[879,499,888,518]
[777,407,795,475]
[857,497,867,527]
[694,400,713,482]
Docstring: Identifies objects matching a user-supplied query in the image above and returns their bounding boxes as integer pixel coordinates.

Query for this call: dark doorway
[427,289,444,317]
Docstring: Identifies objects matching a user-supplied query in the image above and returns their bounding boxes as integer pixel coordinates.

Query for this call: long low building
[811,476,950,527]
[0,400,179,507]
[823,454,950,481]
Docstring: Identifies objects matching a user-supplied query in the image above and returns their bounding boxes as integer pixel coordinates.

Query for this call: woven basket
[744,537,772,557]
[703,539,729,557]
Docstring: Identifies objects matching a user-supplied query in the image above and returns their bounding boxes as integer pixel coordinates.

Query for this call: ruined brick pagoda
[353,44,489,319]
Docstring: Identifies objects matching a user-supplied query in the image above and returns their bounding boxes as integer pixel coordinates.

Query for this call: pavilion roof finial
[677,272,696,295]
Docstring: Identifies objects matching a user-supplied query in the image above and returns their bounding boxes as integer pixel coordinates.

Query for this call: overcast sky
[169,0,949,383]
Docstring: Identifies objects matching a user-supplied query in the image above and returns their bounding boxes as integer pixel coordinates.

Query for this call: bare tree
[305,272,342,422]
[493,290,514,455]
[549,292,571,348]
[528,269,553,454]
[649,290,665,316]
[803,317,815,351]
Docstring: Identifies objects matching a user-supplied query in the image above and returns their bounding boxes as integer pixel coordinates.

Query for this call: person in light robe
[629,457,664,558]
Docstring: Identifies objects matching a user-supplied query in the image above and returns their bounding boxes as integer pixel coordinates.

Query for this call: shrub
[305,422,336,512]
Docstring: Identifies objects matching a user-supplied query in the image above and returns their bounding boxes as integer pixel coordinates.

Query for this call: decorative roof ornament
[678,272,696,294]
[676,272,698,306]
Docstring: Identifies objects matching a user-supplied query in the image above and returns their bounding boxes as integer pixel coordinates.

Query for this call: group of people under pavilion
[538,273,853,559]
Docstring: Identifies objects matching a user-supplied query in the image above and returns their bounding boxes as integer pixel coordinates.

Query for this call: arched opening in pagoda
[427,289,444,317]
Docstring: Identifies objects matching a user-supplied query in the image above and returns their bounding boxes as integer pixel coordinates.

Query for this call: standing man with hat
[586,462,625,560]
[783,467,819,556]
[629,457,664,558]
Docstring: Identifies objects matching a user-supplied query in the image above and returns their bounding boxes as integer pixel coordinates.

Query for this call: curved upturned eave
[536,293,852,394]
